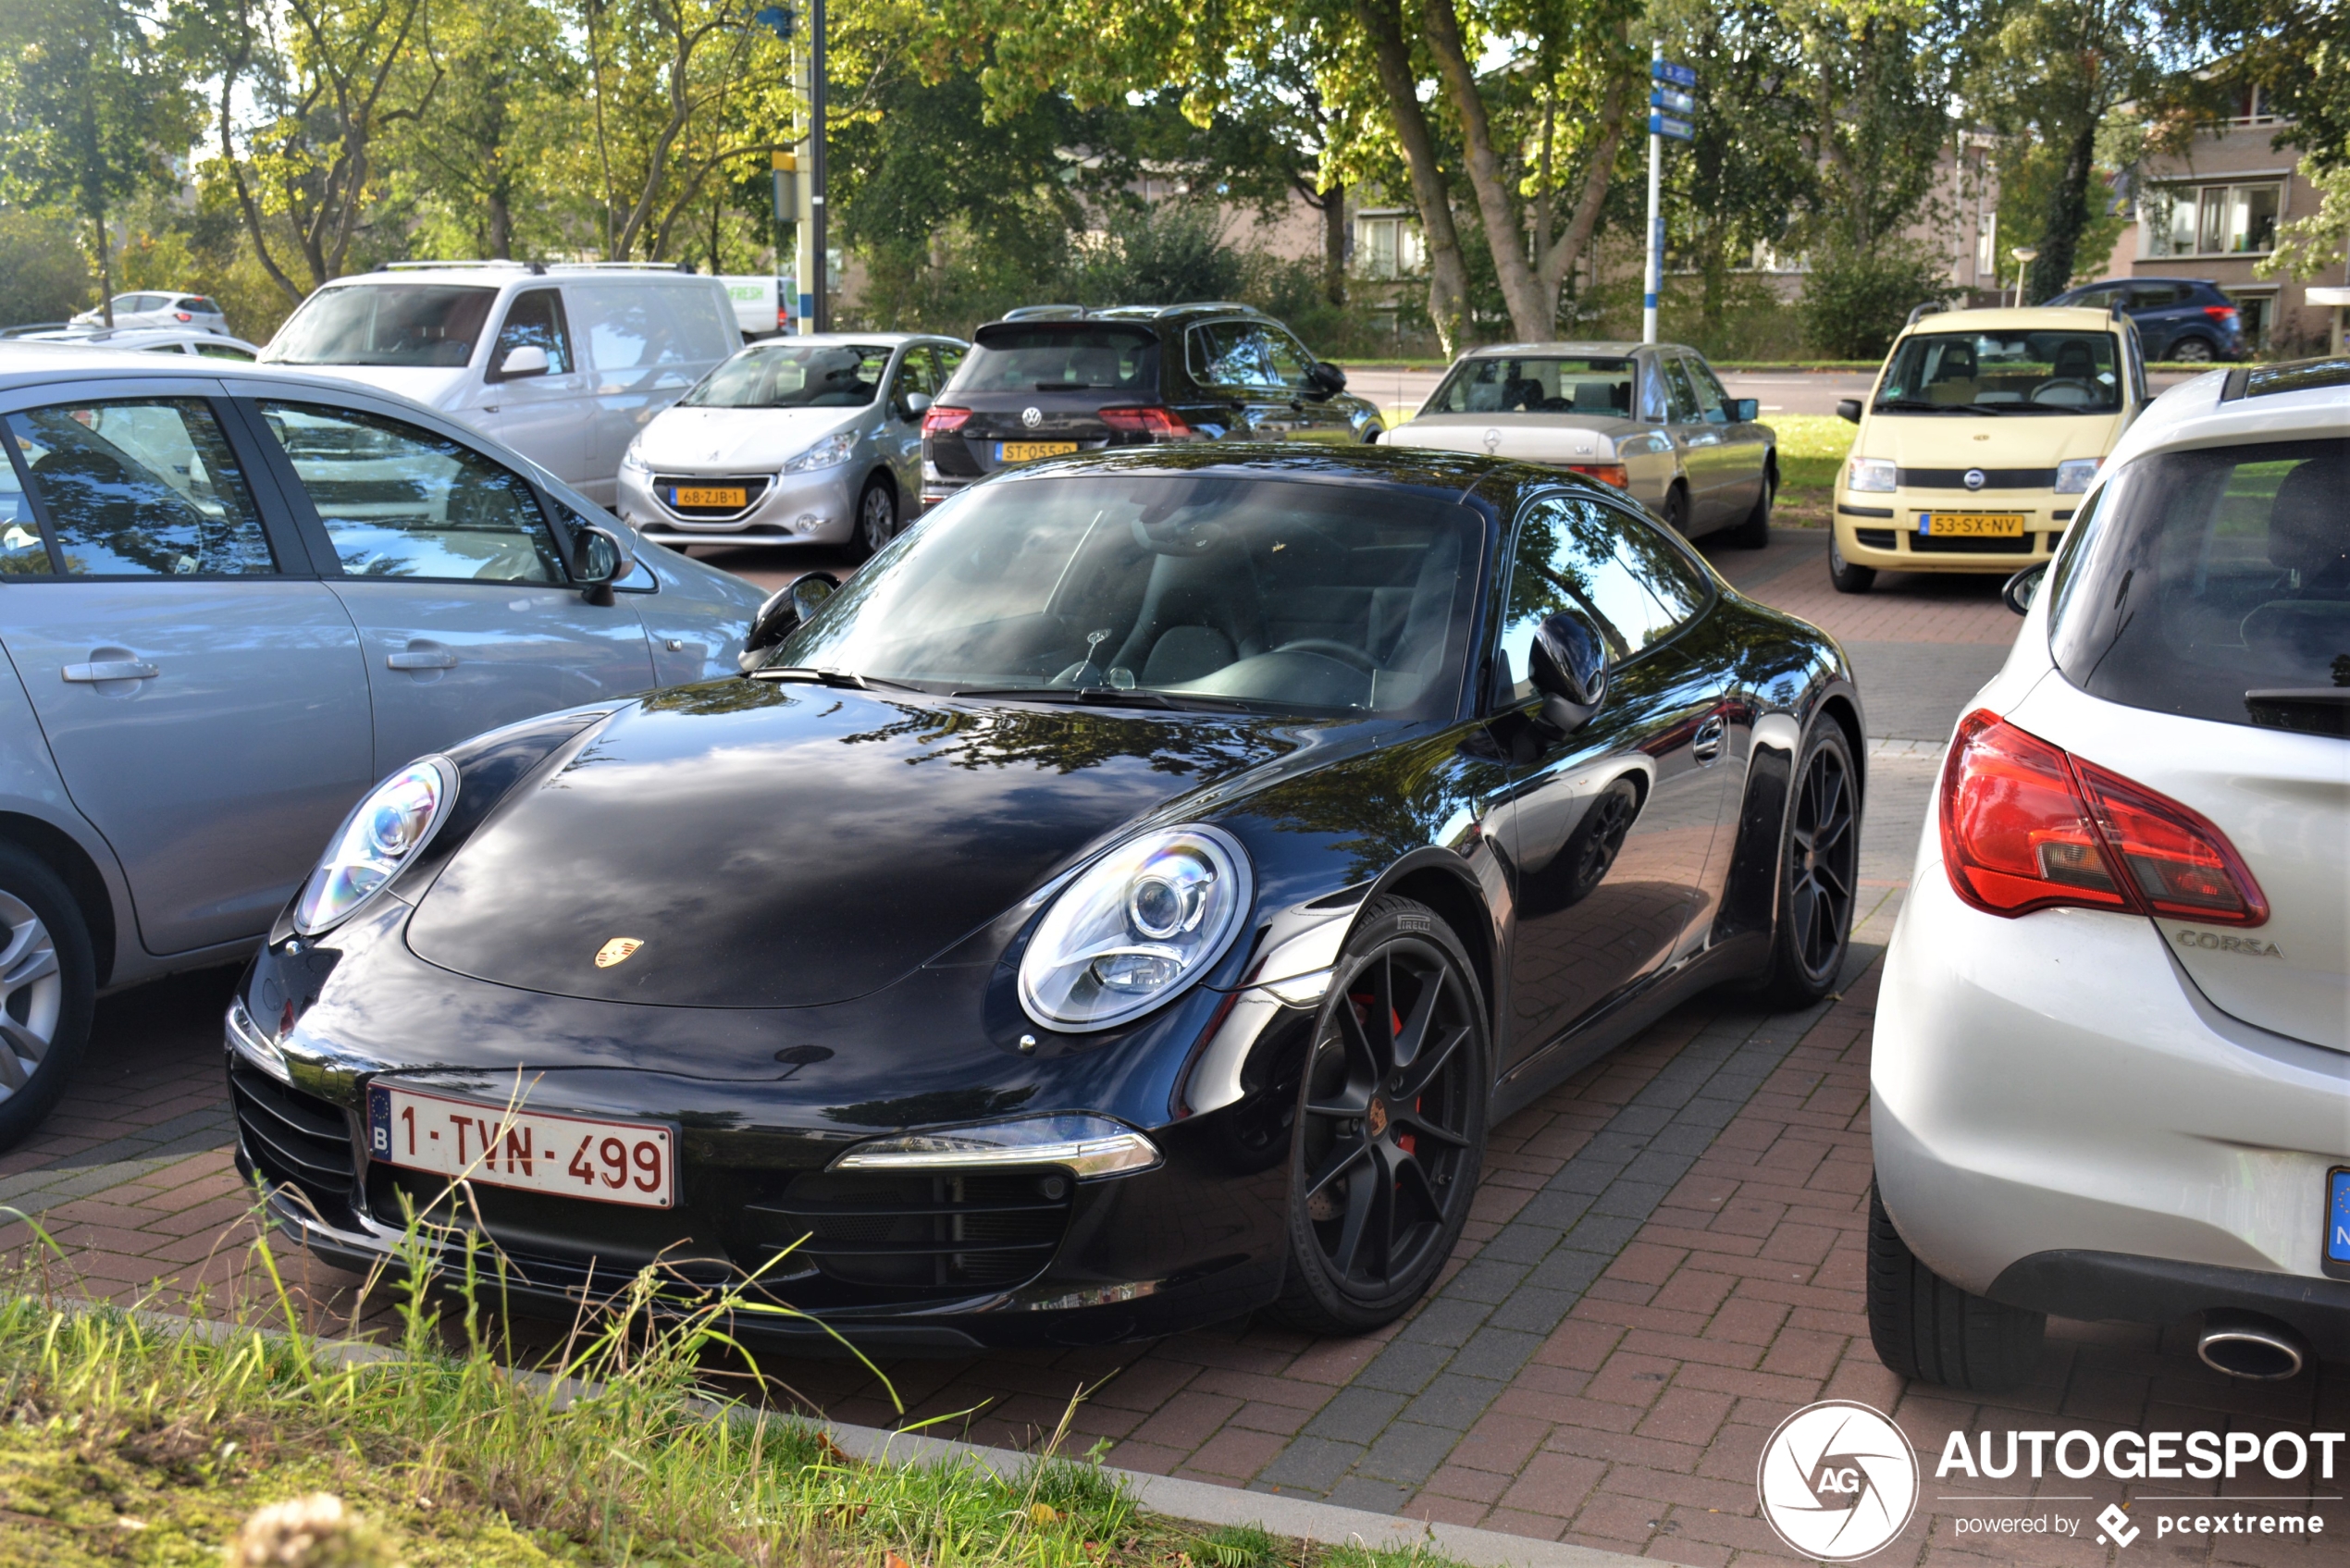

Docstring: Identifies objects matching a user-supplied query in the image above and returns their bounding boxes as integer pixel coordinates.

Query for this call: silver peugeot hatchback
[0,343,766,1146]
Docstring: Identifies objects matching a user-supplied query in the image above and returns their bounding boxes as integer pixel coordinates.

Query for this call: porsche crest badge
[595,937,644,969]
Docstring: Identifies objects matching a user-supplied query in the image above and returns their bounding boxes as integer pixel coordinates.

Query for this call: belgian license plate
[365,1082,675,1209]
[671,486,747,508]
[1918,512,2025,537]
[996,441,1078,463]
[2326,1167,2350,1278]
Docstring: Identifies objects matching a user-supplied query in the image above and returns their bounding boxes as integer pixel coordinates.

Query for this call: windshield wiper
[1875,397,2005,415]
[1033,381,1110,391]
[753,666,920,692]
[949,685,1247,712]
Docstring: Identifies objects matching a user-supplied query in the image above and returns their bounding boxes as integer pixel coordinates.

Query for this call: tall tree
[0,0,192,322]
[390,0,575,259]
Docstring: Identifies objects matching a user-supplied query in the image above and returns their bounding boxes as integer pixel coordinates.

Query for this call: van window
[489,289,574,377]
[267,285,497,368]
[571,284,731,372]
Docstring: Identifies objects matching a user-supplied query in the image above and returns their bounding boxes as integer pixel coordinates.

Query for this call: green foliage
[1799,245,1954,359]
[0,210,92,324]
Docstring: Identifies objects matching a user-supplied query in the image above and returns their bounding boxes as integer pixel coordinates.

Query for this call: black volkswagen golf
[229,444,1863,1350]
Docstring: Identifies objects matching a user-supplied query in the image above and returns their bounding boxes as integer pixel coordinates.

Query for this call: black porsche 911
[228,443,1863,1349]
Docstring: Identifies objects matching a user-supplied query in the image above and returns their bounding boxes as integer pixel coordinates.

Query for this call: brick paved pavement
[6,525,2343,1567]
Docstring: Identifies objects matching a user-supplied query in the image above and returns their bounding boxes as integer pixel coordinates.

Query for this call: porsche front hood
[402,682,1297,1009]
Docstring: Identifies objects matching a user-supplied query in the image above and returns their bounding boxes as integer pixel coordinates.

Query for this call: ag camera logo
[1757,1401,1919,1560]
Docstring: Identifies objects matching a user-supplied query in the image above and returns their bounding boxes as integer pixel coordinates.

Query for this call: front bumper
[1872,863,2350,1319]
[1833,488,2079,573]
[618,462,860,548]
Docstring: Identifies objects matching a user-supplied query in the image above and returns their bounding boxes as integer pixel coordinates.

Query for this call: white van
[719,276,793,340]
[259,263,742,506]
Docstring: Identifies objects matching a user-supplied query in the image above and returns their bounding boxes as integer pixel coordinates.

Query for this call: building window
[1354,213,1422,279]
[2146,181,2282,257]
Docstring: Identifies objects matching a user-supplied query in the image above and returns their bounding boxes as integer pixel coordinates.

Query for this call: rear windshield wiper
[1033,381,1112,391]
[1875,397,2005,415]
[753,666,920,692]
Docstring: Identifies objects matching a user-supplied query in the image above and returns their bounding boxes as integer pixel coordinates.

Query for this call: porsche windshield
[767,474,1482,717]
[1874,329,2122,414]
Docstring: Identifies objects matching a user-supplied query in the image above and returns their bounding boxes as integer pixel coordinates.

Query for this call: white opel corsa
[1870,355,2349,1392]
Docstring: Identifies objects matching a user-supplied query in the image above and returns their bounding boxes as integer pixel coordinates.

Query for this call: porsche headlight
[291,758,456,934]
[784,428,858,472]
[1018,825,1251,1031]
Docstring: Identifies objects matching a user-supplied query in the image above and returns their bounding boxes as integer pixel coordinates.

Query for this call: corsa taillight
[921,405,971,436]
[1097,405,1192,438]
[1940,710,2267,924]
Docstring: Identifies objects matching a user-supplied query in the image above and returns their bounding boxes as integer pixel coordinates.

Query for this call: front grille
[1897,466,2058,489]
[1853,528,1898,549]
[747,1169,1073,1293]
[651,475,770,519]
[230,1063,357,1211]
[1909,532,2042,554]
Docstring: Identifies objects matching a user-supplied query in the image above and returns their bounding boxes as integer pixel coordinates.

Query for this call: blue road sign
[1651,112,1694,142]
[1652,60,1697,90]
[753,5,795,38]
[1651,86,1695,116]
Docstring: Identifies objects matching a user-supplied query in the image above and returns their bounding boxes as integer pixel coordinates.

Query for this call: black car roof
[976,438,1625,511]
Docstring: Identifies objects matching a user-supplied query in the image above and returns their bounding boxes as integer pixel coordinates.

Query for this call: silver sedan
[1387,341,1776,545]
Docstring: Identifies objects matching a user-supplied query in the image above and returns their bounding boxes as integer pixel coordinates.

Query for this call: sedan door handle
[1691,715,1727,763]
[386,649,458,671]
[62,660,159,683]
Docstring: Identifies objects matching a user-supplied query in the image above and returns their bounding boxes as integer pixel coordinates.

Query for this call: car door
[464,288,592,490]
[1189,320,1305,440]
[1654,353,1718,528]
[1259,324,1355,443]
[243,395,657,772]
[881,345,935,498]
[0,384,374,955]
[1683,353,1769,525]
[1487,493,1735,1069]
[2126,282,2189,359]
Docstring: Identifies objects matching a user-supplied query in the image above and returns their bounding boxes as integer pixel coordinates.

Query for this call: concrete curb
[45,1301,1673,1568]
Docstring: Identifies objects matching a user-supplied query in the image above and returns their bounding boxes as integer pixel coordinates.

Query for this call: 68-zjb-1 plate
[366,1082,675,1208]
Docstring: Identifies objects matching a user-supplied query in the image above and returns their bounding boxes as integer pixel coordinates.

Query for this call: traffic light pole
[1643,39,1662,346]
[810,0,827,332]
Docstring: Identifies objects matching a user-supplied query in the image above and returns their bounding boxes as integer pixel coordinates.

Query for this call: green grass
[0,1204,1478,1568]
[1762,414,1855,495]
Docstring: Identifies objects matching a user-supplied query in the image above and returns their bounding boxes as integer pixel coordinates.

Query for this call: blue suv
[2047,278,2248,364]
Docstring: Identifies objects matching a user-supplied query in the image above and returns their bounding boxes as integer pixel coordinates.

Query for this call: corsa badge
[595,937,644,969]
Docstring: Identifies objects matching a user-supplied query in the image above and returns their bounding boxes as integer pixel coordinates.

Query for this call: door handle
[1691,715,1727,764]
[387,649,458,671]
[62,660,159,683]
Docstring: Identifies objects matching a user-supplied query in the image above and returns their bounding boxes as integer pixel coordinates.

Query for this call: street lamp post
[2010,246,2038,309]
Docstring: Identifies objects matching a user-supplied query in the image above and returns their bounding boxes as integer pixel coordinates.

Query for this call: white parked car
[1870,356,2349,1391]
[617,333,966,560]
[70,291,230,335]
[258,263,741,508]
[21,327,261,360]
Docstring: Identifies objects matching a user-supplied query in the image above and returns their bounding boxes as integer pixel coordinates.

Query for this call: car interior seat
[2238,453,2350,658]
[1927,342,1980,404]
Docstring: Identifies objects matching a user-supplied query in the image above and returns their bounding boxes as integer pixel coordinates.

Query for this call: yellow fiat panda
[1828,305,2149,592]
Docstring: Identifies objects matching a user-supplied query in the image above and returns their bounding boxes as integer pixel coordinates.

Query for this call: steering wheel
[1271,637,1379,672]
[2030,380,2094,406]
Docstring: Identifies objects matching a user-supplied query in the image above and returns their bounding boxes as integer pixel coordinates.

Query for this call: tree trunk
[93,210,113,327]
[1323,179,1347,306]
[1351,0,1469,354]
[2029,115,2100,304]
[1420,0,1548,340]
[489,191,513,260]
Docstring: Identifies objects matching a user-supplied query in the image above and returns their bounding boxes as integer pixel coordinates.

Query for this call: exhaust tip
[2197,1310,2308,1381]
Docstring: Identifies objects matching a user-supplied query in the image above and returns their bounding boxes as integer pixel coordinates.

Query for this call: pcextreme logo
[1756,1401,1920,1560]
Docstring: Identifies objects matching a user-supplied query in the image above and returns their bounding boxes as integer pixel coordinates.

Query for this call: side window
[2131,283,2187,310]
[1683,355,1729,424]
[258,402,564,585]
[1606,506,1714,625]
[1660,356,1701,423]
[892,346,937,403]
[1495,497,1688,700]
[195,342,255,361]
[0,441,50,574]
[489,289,574,378]
[571,285,694,372]
[3,400,277,577]
[1190,322,1280,388]
[1261,327,1317,389]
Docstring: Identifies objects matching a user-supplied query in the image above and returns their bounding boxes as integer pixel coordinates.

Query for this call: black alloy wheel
[1273,896,1488,1334]
[1662,483,1692,536]
[1762,723,1860,1006]
[1827,529,1875,594]
[851,478,897,561]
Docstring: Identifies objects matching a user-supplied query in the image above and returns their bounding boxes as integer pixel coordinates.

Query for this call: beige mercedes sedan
[1387,341,1776,546]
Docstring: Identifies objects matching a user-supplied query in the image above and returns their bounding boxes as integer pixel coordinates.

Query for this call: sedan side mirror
[572,522,637,608]
[1732,397,1759,423]
[1308,361,1347,394]
[1836,398,1862,425]
[740,571,840,666]
[499,344,550,378]
[1529,608,1609,734]
[2002,562,2047,617]
[902,390,934,420]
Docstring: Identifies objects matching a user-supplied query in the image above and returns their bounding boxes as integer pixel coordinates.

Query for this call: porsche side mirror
[1308,361,1347,394]
[2002,562,2047,617]
[740,571,839,667]
[572,522,636,608]
[1529,609,1609,733]
[1836,398,1862,424]
[1732,397,1760,422]
[499,344,550,378]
